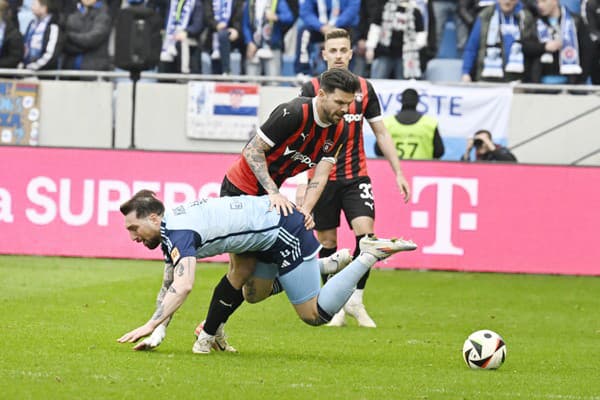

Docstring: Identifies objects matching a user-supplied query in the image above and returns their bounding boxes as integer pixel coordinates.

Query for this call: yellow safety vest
[383,114,438,159]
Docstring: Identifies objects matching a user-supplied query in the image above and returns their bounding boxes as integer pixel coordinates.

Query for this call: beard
[144,236,161,249]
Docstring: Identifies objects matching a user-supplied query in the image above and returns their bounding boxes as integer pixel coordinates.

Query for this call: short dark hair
[120,190,165,218]
[320,68,359,95]
[325,28,351,42]
[474,130,492,139]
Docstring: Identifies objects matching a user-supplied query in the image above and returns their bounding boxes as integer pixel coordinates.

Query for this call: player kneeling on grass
[117,190,417,353]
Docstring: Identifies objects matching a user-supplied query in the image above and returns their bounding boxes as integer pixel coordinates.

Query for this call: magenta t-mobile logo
[411,177,478,255]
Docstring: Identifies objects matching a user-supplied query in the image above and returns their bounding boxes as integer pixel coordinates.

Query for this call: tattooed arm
[243,135,295,216]
[296,159,334,229]
[117,257,197,346]
[151,263,175,327]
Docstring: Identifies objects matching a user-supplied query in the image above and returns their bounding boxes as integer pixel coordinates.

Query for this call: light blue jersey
[159,195,320,273]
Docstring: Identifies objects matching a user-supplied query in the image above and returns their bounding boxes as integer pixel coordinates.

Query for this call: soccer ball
[462,329,507,370]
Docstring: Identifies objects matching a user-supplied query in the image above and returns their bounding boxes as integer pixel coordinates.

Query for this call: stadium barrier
[1,69,600,165]
[1,146,598,275]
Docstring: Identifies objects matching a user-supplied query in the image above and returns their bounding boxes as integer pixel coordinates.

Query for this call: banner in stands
[187,82,259,141]
[1,147,598,276]
[365,80,513,161]
[0,80,40,146]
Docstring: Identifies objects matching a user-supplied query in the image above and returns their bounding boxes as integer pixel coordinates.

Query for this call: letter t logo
[410,177,478,255]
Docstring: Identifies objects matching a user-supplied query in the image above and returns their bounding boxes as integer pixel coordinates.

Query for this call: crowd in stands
[0,0,598,84]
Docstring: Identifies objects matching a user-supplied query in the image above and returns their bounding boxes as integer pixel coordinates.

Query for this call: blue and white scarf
[0,22,5,56]
[24,16,51,65]
[536,7,582,75]
[160,0,196,62]
[481,6,524,79]
[211,0,233,56]
[317,0,340,26]
[249,0,274,48]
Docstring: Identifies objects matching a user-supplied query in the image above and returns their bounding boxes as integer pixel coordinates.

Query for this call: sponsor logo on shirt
[343,113,363,123]
[283,146,317,168]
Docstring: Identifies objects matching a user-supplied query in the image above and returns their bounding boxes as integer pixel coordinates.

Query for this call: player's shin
[315,255,376,319]
[203,275,244,335]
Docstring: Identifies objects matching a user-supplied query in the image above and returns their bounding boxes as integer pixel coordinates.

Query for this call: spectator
[203,0,244,75]
[7,0,21,29]
[528,0,592,84]
[158,0,203,73]
[458,0,495,31]
[22,0,62,70]
[242,0,294,78]
[376,88,444,159]
[432,0,468,54]
[583,0,600,84]
[0,0,24,68]
[461,129,517,162]
[461,0,537,82]
[62,0,112,71]
[416,0,437,74]
[296,0,360,75]
[365,0,426,79]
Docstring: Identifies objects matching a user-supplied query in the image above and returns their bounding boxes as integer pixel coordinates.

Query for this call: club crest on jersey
[355,92,363,102]
[170,247,180,262]
[322,140,334,153]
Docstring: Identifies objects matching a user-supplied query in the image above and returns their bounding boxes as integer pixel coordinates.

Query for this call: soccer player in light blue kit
[117,190,416,352]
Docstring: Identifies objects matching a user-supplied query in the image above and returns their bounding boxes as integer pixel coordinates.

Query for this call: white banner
[187,82,260,141]
[365,80,513,160]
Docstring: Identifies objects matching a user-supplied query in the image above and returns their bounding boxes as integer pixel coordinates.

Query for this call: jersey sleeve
[364,81,383,122]
[162,230,198,266]
[258,100,304,147]
[299,81,316,97]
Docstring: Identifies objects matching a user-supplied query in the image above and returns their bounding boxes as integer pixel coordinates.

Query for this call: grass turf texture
[1,256,599,400]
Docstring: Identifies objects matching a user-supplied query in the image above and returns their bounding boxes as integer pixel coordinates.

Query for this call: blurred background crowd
[0,0,598,84]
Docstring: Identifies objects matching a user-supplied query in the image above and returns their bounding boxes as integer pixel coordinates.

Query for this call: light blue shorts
[253,255,321,305]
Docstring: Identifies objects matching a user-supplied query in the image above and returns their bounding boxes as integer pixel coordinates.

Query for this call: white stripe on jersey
[279,228,301,260]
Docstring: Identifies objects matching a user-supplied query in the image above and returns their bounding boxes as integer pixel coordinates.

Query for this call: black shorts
[312,176,375,231]
[220,175,248,197]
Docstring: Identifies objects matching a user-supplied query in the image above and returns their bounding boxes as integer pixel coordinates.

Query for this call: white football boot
[193,321,237,354]
[326,308,347,327]
[320,248,353,275]
[359,234,417,260]
[344,289,376,328]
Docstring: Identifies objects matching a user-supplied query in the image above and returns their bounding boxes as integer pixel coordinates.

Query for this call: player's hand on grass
[117,322,155,348]
[268,192,295,216]
[133,324,166,351]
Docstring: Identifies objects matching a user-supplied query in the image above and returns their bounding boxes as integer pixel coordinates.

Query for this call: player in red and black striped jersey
[297,28,411,328]
[198,68,361,346]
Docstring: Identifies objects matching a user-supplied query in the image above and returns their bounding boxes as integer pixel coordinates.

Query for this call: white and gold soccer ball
[462,329,507,370]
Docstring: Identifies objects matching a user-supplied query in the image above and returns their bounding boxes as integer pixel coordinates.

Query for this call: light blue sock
[316,254,376,316]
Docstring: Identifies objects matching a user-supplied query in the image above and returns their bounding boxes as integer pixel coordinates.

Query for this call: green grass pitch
[1,255,599,399]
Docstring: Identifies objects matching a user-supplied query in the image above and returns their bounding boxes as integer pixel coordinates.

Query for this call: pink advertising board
[0,146,598,275]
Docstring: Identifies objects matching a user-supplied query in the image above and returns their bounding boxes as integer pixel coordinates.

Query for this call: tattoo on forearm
[245,138,278,193]
[156,287,167,303]
[307,182,319,190]
[168,286,177,294]
[176,263,185,277]
[151,303,164,321]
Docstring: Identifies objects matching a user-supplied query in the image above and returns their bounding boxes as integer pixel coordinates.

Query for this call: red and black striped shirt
[300,76,382,180]
[226,97,347,195]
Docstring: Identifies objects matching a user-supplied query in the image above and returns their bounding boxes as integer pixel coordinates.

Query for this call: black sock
[354,234,370,290]
[319,246,337,284]
[203,275,244,335]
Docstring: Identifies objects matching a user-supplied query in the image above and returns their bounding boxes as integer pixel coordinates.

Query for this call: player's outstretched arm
[243,135,295,216]
[117,257,197,349]
[128,263,175,351]
[297,160,334,229]
[370,120,411,202]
